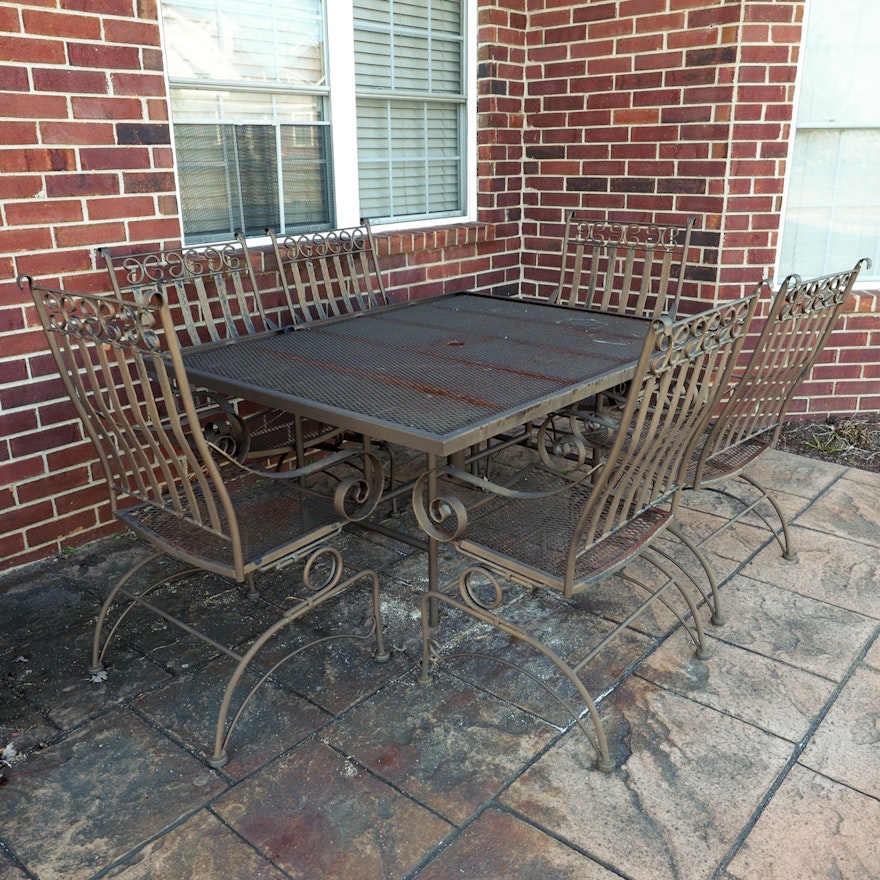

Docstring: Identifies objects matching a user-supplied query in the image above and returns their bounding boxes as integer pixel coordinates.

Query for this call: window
[780,0,880,279]
[161,0,468,244]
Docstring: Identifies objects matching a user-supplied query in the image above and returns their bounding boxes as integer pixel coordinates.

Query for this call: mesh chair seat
[457,468,671,592]
[119,471,342,578]
[693,434,770,484]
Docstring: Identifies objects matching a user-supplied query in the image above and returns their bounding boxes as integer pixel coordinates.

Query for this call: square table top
[182,292,648,457]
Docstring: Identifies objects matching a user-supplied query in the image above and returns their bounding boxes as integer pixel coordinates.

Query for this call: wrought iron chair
[684,259,871,561]
[97,239,342,469]
[504,214,698,462]
[265,221,403,503]
[266,220,399,322]
[412,293,759,771]
[23,275,388,768]
[551,213,696,318]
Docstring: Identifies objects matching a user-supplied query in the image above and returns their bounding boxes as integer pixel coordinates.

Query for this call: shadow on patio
[1,449,878,880]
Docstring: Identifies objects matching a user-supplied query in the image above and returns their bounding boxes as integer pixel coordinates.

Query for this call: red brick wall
[1,0,875,574]
[518,0,805,302]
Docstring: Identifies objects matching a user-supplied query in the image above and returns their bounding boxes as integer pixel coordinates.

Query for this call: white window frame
[160,0,477,243]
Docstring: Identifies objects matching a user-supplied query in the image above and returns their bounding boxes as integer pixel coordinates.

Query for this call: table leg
[427,454,440,627]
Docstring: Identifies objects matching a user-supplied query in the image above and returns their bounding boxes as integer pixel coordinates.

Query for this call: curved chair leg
[638,550,710,660]
[418,576,615,772]
[666,523,724,625]
[691,477,796,562]
[90,550,186,675]
[737,473,797,561]
[210,553,387,769]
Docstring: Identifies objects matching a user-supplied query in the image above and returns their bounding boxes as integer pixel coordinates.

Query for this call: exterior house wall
[0,0,876,574]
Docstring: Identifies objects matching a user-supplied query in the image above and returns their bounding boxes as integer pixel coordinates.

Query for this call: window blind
[353,0,465,222]
[163,0,331,242]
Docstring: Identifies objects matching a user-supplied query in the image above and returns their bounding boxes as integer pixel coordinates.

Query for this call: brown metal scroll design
[277,225,368,262]
[417,565,615,772]
[647,296,753,374]
[210,546,388,768]
[86,546,387,769]
[776,257,871,321]
[330,450,385,522]
[35,284,163,354]
[410,463,592,543]
[120,242,247,284]
[572,220,682,251]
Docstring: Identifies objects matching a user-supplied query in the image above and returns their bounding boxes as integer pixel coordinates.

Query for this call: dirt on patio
[777,414,880,473]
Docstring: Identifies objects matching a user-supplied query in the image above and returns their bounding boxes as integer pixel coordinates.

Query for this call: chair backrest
[98,239,274,348]
[697,258,870,469]
[566,292,759,583]
[266,220,394,323]
[23,275,245,571]
[551,213,696,318]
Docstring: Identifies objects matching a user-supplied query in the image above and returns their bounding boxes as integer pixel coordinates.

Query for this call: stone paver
[2,452,879,880]
[799,665,880,799]
[213,739,453,879]
[727,763,880,880]
[500,676,793,880]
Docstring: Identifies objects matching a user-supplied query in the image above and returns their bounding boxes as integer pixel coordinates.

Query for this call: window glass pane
[175,124,242,243]
[163,0,325,86]
[175,123,279,241]
[280,125,333,232]
[781,0,880,278]
[353,0,465,223]
[781,129,880,276]
[173,116,331,241]
[357,97,461,221]
[171,89,322,124]
[797,0,880,127]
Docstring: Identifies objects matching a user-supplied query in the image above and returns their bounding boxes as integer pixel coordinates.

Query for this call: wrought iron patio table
[182,291,649,594]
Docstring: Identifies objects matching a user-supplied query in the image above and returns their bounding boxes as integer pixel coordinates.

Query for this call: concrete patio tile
[699,574,877,679]
[739,526,880,618]
[671,503,781,566]
[104,568,283,675]
[794,471,880,547]
[799,665,880,800]
[434,588,656,728]
[413,807,620,879]
[213,738,453,880]
[747,449,845,499]
[637,629,834,743]
[0,708,225,880]
[500,676,792,880]
[133,655,331,778]
[322,672,560,825]
[0,851,30,880]
[0,566,94,657]
[3,622,170,732]
[103,810,289,879]
[0,681,59,757]
[863,635,880,671]
[727,763,880,880]
[679,479,809,542]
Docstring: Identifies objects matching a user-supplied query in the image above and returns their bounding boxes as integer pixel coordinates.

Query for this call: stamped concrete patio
[1,449,878,880]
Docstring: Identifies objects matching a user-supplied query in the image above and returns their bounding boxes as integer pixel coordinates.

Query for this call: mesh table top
[183,292,648,456]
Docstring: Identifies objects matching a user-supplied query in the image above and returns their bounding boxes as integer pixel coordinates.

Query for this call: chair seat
[694,435,771,486]
[454,470,671,594]
[118,470,342,578]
